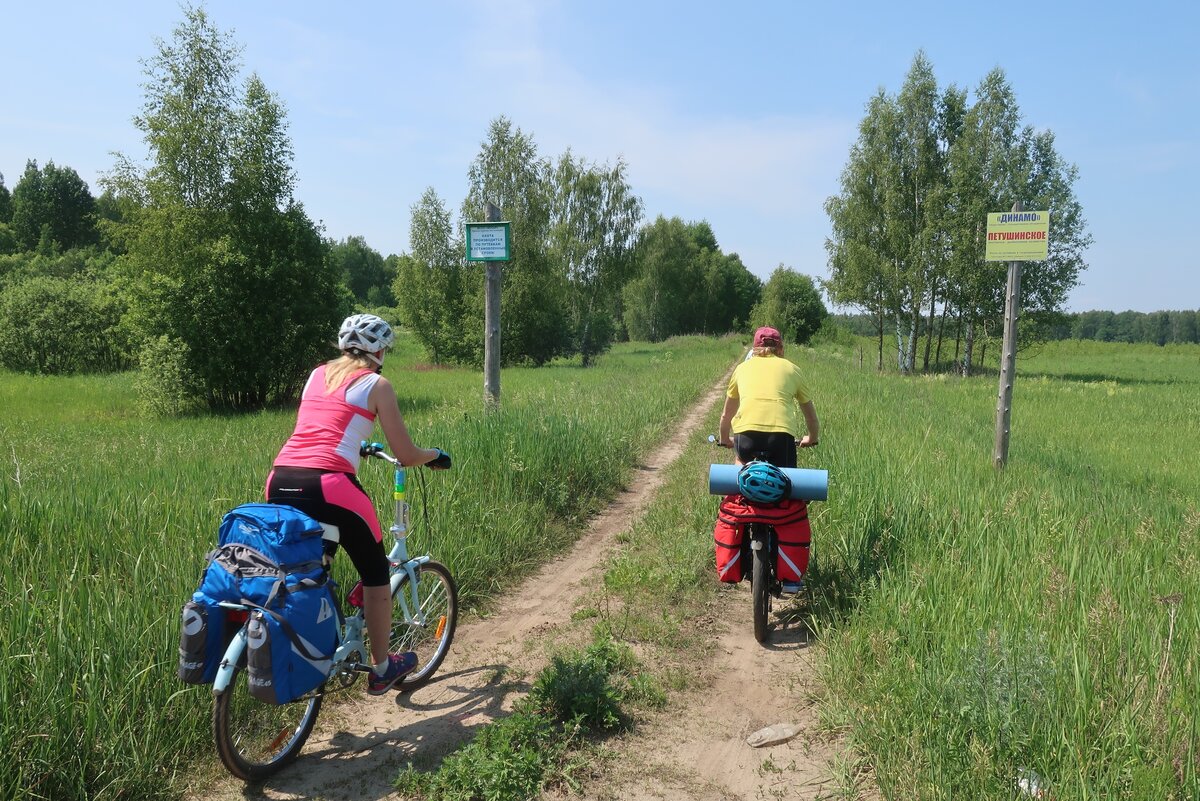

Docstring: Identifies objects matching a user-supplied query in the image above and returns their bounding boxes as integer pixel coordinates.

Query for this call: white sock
[372,658,389,676]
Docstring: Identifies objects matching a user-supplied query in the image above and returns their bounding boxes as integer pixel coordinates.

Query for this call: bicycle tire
[212,664,323,782]
[751,531,771,643]
[391,560,458,691]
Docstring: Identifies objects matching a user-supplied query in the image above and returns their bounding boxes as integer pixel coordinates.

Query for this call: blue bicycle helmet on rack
[737,461,791,504]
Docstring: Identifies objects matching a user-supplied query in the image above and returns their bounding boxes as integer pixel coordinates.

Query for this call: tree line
[1057,310,1200,345]
[835,308,1200,352]
[824,51,1092,375]
[0,5,826,412]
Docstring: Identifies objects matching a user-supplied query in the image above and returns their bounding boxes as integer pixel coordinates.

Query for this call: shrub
[751,267,829,345]
[395,711,563,801]
[811,317,857,347]
[133,335,204,416]
[396,636,638,799]
[0,275,132,374]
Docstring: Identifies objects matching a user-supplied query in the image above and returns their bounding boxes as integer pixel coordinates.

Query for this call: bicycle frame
[212,451,431,695]
[379,450,435,630]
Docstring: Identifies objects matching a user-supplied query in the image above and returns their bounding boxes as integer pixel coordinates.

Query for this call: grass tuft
[395,635,642,800]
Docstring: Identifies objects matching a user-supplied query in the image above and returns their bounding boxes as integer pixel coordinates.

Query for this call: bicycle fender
[388,555,430,594]
[212,628,247,695]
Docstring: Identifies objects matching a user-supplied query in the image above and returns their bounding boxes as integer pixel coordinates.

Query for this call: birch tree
[826,52,951,373]
[104,5,343,410]
[395,187,466,364]
[825,91,898,370]
[462,117,568,366]
[548,151,643,365]
[828,56,1089,375]
[944,68,1091,373]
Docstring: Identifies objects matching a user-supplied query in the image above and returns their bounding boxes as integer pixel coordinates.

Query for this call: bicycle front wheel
[212,666,323,782]
[391,560,458,690]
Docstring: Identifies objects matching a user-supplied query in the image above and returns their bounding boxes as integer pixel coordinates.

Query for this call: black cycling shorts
[733,431,797,468]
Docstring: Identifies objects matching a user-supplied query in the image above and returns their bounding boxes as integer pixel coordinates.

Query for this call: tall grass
[809,338,1199,798]
[0,334,742,801]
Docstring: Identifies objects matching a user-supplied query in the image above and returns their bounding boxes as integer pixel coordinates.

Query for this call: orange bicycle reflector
[267,728,292,753]
[435,616,447,640]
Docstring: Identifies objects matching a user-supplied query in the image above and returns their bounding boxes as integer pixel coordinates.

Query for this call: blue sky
[3,1,1197,313]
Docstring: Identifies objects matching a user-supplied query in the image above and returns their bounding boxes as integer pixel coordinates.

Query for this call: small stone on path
[746,722,800,748]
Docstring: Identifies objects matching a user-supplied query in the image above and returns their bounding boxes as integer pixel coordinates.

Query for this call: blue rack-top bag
[207,503,328,604]
[178,503,339,701]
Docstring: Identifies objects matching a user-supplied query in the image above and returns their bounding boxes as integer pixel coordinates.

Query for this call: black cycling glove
[428,449,452,470]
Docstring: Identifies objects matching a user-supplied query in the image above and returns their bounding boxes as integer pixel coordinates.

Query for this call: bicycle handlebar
[360,441,395,462]
[359,441,452,469]
[709,433,817,450]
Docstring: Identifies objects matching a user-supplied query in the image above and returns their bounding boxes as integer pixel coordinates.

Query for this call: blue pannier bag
[178,503,339,700]
[246,580,339,704]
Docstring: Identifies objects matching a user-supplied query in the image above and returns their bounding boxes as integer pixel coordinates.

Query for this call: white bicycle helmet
[338,314,394,364]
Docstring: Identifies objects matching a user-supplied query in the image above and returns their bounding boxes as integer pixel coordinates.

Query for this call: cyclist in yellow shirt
[718,326,819,468]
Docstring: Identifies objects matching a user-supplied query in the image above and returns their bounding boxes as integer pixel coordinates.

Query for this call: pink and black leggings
[266,466,390,587]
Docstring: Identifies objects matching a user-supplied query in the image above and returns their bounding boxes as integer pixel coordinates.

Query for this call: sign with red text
[985,210,1050,261]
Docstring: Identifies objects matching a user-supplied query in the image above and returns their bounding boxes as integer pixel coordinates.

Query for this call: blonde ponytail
[324,353,376,393]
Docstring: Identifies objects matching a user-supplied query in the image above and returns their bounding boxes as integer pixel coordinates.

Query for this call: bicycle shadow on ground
[766,603,817,650]
[235,663,530,801]
[719,582,818,651]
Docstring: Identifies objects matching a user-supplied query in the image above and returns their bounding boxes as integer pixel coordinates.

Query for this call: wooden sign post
[465,202,511,410]
[986,201,1050,468]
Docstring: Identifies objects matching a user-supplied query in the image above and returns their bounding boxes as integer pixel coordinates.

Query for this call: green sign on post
[470,204,509,411]
[465,221,511,262]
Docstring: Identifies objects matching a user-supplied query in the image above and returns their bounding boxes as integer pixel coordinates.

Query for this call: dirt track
[194,375,839,801]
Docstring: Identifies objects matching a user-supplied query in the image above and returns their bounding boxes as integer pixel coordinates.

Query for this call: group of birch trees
[825,52,1091,374]
[392,118,774,369]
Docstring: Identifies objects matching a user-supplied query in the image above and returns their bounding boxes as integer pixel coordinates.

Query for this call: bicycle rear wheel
[751,532,771,643]
[391,560,458,690]
[212,665,323,781]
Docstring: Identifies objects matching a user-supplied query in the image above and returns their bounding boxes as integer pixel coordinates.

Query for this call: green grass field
[3,334,1197,800]
[0,334,742,801]
[808,338,1199,799]
[397,336,1200,800]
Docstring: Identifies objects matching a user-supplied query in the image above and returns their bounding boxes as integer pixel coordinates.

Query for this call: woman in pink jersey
[267,314,451,695]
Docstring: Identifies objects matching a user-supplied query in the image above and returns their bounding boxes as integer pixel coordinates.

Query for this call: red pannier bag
[714,508,744,582]
[713,495,811,583]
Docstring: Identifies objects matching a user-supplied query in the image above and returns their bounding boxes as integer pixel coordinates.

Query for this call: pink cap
[753,326,782,347]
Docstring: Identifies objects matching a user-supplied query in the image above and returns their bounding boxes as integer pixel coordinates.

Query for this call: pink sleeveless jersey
[273,364,380,474]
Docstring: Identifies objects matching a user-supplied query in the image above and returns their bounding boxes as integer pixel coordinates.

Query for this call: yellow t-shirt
[727,355,811,436]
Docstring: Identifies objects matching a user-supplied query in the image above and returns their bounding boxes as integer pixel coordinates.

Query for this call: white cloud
[446,2,853,207]
[437,28,853,276]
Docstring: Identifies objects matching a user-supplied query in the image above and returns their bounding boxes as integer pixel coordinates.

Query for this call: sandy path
[195,374,839,800]
[580,590,837,801]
